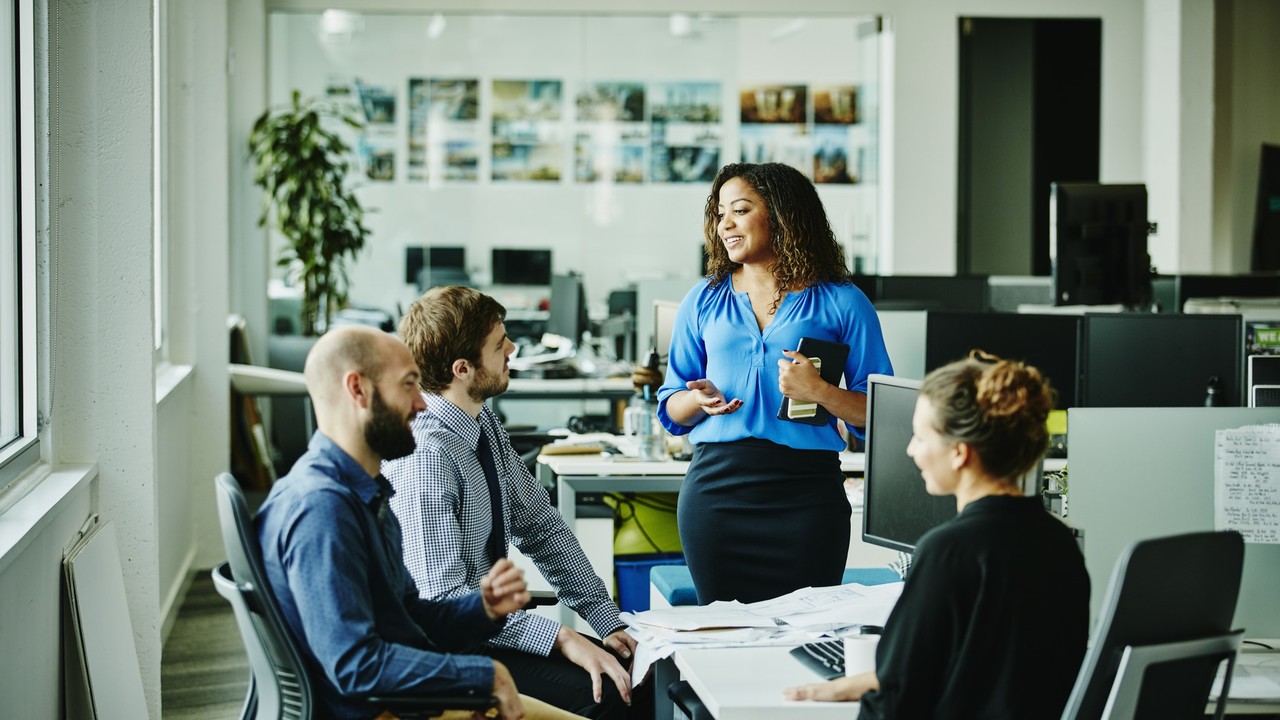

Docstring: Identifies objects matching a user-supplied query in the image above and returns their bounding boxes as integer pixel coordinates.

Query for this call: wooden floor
[161,571,250,720]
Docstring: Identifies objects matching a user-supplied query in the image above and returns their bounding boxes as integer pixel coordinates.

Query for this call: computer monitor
[654,299,680,365]
[492,248,552,286]
[875,275,988,312]
[1079,313,1243,407]
[1247,355,1280,408]
[925,311,1081,409]
[861,375,956,554]
[1246,320,1280,356]
[1050,183,1150,308]
[1173,273,1280,309]
[547,273,588,345]
[428,246,466,270]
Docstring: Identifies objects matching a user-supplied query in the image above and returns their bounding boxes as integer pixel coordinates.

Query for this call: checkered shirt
[383,393,625,656]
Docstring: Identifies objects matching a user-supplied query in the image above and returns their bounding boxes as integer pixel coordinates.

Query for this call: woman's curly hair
[702,163,853,314]
[920,350,1056,482]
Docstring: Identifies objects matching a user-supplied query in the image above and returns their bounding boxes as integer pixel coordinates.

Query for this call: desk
[673,646,855,719]
[494,377,635,430]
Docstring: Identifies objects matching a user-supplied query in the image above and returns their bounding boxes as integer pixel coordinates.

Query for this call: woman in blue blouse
[657,162,893,604]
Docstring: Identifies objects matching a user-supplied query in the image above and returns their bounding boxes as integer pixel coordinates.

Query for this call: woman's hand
[783,671,879,702]
[778,350,829,404]
[685,379,743,416]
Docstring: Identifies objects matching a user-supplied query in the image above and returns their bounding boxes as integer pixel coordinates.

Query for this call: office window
[0,0,38,490]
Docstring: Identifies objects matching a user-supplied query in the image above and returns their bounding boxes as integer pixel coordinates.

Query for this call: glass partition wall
[267,11,882,325]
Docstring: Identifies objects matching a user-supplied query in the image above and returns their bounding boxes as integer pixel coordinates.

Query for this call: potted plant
[249,90,372,336]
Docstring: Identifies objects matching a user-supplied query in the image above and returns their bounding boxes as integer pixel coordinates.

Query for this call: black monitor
[925,311,1081,409]
[428,246,466,269]
[1172,273,1280,309]
[492,248,552,286]
[1079,313,1243,407]
[876,275,988,312]
[1050,183,1151,308]
[862,375,956,554]
[547,273,588,345]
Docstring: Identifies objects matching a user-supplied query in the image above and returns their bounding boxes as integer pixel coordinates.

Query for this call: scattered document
[622,582,904,685]
[1211,651,1280,703]
[1214,424,1280,544]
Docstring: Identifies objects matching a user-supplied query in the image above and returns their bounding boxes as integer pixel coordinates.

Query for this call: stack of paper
[622,582,904,685]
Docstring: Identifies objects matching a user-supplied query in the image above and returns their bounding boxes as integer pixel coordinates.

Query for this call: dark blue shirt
[257,432,499,720]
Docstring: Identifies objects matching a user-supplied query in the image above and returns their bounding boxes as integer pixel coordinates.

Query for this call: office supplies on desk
[790,639,845,680]
[778,337,849,425]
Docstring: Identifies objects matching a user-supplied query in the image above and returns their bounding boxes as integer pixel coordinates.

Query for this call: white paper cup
[843,635,880,677]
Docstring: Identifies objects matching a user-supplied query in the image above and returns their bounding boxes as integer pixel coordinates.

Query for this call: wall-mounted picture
[650,122,719,183]
[442,139,480,181]
[813,125,857,184]
[575,134,645,183]
[356,82,397,125]
[741,124,810,176]
[429,78,479,121]
[492,141,562,182]
[576,82,645,122]
[813,84,859,125]
[408,78,481,182]
[651,81,721,123]
[492,79,563,121]
[739,84,806,124]
[358,136,396,181]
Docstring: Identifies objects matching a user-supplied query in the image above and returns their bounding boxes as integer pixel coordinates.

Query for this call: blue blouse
[656,278,893,452]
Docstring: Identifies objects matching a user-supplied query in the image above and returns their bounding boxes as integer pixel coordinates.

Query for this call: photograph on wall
[813,125,857,184]
[492,141,563,182]
[813,84,859,125]
[408,78,480,182]
[576,82,646,123]
[492,79,563,183]
[356,81,397,126]
[740,124,810,176]
[575,133,646,183]
[739,84,806,124]
[325,75,356,102]
[650,122,719,183]
[651,81,721,123]
[650,82,722,183]
[358,136,396,182]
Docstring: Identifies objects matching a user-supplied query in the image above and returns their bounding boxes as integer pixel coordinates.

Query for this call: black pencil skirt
[677,438,851,604]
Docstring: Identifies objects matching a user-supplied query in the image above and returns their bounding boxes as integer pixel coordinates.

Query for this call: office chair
[212,472,498,720]
[1060,530,1245,720]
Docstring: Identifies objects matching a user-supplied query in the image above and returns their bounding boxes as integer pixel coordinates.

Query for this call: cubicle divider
[1067,407,1280,638]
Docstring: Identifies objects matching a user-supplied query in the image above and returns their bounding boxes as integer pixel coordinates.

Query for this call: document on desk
[1211,652,1280,703]
[621,582,905,686]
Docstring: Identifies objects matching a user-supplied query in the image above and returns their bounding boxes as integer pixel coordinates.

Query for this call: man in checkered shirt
[384,286,639,719]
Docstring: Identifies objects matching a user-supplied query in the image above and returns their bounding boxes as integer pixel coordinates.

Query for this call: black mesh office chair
[1060,530,1245,720]
[212,472,497,720]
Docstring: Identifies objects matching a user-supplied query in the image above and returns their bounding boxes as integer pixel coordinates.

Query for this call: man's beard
[365,389,417,461]
[467,361,509,404]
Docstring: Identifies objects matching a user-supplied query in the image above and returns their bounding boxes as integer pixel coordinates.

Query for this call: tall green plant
[249,90,372,336]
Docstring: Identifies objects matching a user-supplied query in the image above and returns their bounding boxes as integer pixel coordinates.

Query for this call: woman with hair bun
[785,352,1090,719]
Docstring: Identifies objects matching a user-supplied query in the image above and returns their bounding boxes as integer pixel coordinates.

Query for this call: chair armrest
[525,589,559,608]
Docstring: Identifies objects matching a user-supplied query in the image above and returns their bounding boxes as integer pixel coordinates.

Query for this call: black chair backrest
[215,472,314,720]
[1062,530,1244,720]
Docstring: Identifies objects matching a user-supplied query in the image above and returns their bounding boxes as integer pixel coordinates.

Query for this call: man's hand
[783,671,879,702]
[601,628,637,661]
[555,626,632,705]
[490,660,525,719]
[480,559,530,621]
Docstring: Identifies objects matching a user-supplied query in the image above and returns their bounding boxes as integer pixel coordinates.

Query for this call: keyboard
[790,639,845,680]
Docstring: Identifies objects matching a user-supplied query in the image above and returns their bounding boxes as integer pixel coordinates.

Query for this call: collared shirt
[257,432,500,720]
[657,278,893,449]
[384,394,625,656]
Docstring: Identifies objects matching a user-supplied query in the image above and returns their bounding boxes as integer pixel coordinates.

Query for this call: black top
[859,495,1090,719]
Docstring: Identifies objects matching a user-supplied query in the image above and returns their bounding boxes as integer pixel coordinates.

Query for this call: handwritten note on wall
[1215,424,1280,544]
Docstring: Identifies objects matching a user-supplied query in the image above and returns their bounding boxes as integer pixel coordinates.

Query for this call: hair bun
[976,360,1052,420]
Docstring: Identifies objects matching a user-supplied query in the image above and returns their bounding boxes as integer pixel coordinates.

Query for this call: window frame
[0,0,40,491]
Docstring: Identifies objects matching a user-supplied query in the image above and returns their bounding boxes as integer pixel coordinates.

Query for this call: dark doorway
[958,18,1101,277]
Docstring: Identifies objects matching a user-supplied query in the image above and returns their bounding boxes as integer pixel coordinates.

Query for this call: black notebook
[776,337,850,426]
